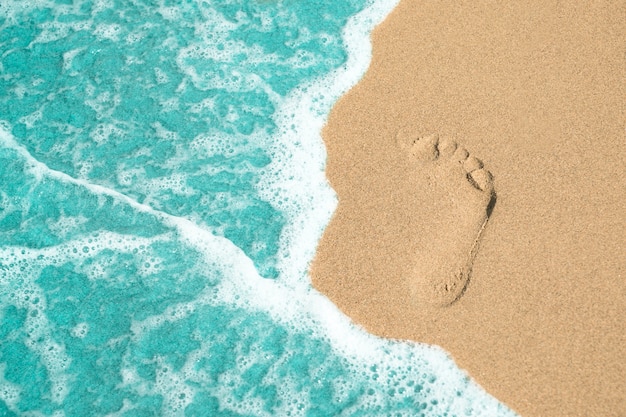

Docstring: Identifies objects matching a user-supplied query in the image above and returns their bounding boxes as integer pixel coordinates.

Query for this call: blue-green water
[0,1,518,416]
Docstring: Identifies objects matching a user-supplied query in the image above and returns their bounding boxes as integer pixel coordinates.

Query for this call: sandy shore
[310,1,625,416]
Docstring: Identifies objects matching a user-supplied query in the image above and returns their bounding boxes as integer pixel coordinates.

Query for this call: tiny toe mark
[438,139,458,157]
[463,156,483,172]
[469,169,494,192]
[397,130,440,161]
[410,133,439,161]
[453,146,469,163]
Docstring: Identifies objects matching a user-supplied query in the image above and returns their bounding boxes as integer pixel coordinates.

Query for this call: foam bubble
[70,322,89,339]
[93,23,122,41]
[0,377,20,409]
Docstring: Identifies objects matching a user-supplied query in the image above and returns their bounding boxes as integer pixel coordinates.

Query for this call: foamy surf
[0,0,517,415]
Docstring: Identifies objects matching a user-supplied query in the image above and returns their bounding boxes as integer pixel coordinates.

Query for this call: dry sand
[310,1,626,416]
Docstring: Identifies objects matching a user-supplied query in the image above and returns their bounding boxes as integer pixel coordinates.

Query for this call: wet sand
[310,1,626,416]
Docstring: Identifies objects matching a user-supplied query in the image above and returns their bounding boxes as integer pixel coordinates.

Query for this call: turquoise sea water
[0,1,518,416]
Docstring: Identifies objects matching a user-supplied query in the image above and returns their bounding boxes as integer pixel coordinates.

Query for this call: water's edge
[0,1,518,415]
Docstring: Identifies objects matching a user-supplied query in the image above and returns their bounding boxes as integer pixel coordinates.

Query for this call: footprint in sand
[396,129,496,308]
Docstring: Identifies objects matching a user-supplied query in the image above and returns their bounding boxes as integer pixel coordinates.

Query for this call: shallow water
[0,1,518,415]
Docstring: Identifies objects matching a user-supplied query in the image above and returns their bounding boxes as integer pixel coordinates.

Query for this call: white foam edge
[1,122,444,365]
[255,0,400,288]
[1,228,514,415]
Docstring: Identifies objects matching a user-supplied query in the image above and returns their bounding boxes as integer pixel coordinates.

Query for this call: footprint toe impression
[397,129,440,161]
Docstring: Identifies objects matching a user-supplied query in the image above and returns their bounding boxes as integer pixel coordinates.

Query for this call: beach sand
[310,1,625,416]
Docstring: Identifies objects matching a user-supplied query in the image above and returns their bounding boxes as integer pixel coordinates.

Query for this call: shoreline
[311,1,626,416]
